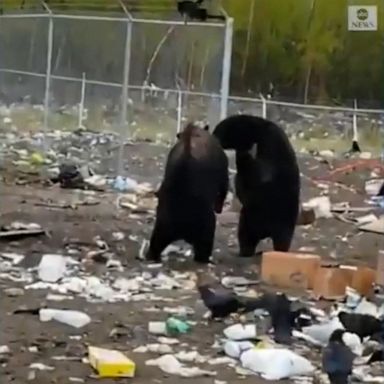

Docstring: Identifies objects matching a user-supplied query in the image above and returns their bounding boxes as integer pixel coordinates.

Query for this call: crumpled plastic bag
[145,354,216,378]
[240,348,314,380]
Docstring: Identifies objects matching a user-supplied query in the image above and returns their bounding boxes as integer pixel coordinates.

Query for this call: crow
[177,1,225,22]
[338,311,382,340]
[197,273,308,336]
[322,329,355,384]
[197,272,246,319]
[242,292,309,344]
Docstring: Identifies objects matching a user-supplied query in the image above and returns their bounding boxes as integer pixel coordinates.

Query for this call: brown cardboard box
[340,265,376,296]
[313,266,349,299]
[261,251,321,289]
[351,266,376,296]
[376,251,384,286]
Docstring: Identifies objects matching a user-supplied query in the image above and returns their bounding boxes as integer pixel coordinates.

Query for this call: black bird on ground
[338,311,382,340]
[196,272,246,319]
[242,292,310,344]
[196,273,307,343]
[322,329,355,384]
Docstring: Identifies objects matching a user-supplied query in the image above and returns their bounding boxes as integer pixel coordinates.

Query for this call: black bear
[146,122,229,264]
[212,114,300,257]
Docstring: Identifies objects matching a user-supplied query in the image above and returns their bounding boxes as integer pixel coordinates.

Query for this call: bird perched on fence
[177,0,225,22]
[322,329,355,384]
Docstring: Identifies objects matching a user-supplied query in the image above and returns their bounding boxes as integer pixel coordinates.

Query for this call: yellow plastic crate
[88,346,136,378]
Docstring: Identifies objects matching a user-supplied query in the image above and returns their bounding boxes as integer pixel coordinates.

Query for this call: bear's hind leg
[192,212,215,264]
[146,219,175,263]
[271,224,295,252]
[238,207,262,257]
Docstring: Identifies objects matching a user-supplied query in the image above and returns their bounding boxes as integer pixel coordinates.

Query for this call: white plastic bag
[240,348,314,380]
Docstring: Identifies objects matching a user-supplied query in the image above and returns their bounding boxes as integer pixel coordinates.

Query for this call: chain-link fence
[0,3,383,177]
[0,4,232,175]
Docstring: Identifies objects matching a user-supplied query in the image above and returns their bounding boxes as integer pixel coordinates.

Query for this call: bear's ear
[203,124,210,132]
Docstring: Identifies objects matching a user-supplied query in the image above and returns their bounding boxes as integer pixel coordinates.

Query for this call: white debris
[112,231,125,241]
[145,354,216,378]
[301,317,344,346]
[0,345,10,354]
[240,348,315,380]
[39,308,91,328]
[38,254,67,283]
[303,196,333,219]
[223,324,257,341]
[0,252,25,265]
[224,340,254,358]
[29,363,55,371]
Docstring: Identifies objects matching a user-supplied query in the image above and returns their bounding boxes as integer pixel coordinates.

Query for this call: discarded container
[365,179,384,196]
[223,324,257,341]
[166,317,191,335]
[112,175,139,192]
[261,252,321,289]
[240,348,315,380]
[88,346,136,378]
[38,254,67,283]
[148,321,168,335]
[376,251,384,286]
[224,340,254,358]
[313,265,349,299]
[39,308,91,328]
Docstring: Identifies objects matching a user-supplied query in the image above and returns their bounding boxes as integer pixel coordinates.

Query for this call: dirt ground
[1,142,384,384]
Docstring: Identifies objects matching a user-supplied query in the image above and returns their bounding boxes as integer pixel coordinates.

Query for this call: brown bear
[146,122,229,264]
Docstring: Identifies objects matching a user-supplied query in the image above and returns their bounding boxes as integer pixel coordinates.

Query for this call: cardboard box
[261,251,321,289]
[313,266,349,299]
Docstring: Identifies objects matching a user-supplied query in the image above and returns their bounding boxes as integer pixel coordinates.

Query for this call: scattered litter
[224,324,257,341]
[359,216,384,235]
[0,252,25,264]
[145,354,216,377]
[39,308,91,328]
[29,363,55,371]
[38,254,67,283]
[0,222,45,239]
[224,340,254,359]
[166,317,191,335]
[0,346,10,354]
[240,348,315,380]
[303,196,333,219]
[4,287,24,297]
[88,346,136,378]
[112,175,139,192]
[365,179,384,196]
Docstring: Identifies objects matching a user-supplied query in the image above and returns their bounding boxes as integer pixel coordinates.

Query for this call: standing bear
[212,114,300,257]
[146,122,229,264]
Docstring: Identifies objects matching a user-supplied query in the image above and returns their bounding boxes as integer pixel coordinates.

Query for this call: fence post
[352,99,359,145]
[117,19,133,176]
[43,15,53,151]
[78,72,86,129]
[259,93,267,119]
[176,88,183,140]
[220,17,234,121]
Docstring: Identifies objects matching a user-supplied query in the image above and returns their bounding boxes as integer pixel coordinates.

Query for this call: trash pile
[2,242,384,382]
